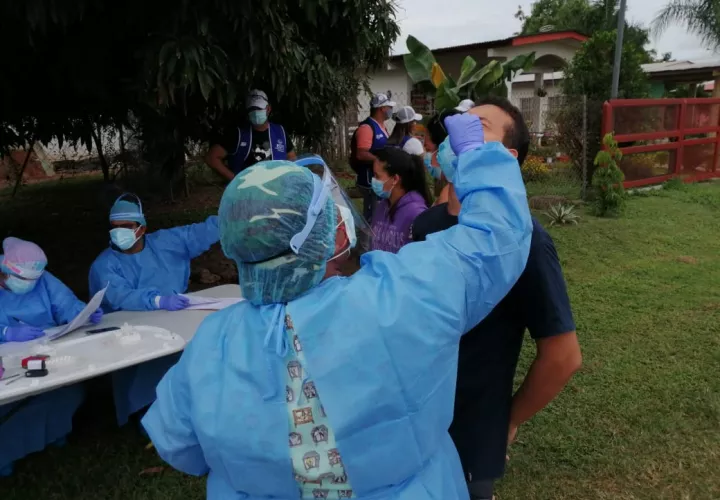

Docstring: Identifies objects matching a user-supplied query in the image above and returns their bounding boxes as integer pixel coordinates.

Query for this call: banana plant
[403,35,536,111]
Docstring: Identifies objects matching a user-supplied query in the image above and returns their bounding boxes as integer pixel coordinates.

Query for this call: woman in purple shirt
[370,147,431,253]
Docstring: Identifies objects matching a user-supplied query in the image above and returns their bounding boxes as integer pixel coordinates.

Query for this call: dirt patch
[528,195,570,210]
[676,255,698,265]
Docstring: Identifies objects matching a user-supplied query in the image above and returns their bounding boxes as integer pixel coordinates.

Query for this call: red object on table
[21,355,49,369]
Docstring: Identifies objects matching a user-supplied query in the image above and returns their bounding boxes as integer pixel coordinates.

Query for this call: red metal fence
[602,98,720,188]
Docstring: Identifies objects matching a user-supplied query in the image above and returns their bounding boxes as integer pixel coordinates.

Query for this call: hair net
[219,160,336,305]
[0,237,48,279]
[110,194,146,226]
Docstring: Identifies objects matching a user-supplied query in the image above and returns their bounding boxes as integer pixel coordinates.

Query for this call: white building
[357,31,588,135]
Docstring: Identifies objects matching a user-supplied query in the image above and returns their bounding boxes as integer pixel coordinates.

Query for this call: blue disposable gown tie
[0,271,87,473]
[89,216,220,312]
[142,143,533,499]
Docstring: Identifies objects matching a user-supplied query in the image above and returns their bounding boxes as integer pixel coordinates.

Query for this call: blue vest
[228,123,287,174]
[355,118,388,186]
[399,135,411,148]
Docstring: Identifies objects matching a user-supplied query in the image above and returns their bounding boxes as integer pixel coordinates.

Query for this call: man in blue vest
[205,89,296,181]
[350,93,395,220]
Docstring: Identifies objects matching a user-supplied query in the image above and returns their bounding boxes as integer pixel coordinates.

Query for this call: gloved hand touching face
[158,295,190,312]
[443,113,485,156]
[1,325,45,343]
[89,308,103,325]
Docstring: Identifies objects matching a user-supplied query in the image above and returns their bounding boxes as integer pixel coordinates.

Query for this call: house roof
[390,31,587,61]
[641,57,720,83]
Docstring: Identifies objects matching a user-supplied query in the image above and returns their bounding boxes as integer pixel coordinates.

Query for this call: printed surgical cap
[219,160,336,305]
[0,237,48,279]
[110,195,146,226]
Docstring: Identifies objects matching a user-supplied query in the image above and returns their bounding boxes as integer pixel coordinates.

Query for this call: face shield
[293,154,373,255]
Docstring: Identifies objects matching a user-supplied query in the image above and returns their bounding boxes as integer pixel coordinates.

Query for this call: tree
[518,0,654,64]
[652,0,720,49]
[0,0,400,184]
[562,31,650,99]
[555,31,649,188]
[402,36,535,111]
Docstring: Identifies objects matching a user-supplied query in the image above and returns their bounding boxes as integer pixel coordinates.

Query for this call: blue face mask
[438,137,458,183]
[249,110,268,126]
[4,274,38,295]
[110,227,141,251]
[423,152,442,180]
[371,177,392,199]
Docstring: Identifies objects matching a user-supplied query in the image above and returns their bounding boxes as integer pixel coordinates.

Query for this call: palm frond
[652,0,720,49]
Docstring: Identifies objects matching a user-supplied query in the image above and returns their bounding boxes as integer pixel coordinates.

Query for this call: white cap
[455,99,475,112]
[402,137,424,156]
[370,93,396,109]
[246,89,269,109]
[393,106,422,124]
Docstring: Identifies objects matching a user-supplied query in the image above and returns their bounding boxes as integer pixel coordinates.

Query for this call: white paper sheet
[180,295,244,311]
[45,286,108,341]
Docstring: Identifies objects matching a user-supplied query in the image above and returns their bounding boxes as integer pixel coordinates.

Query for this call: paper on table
[180,295,244,311]
[45,286,108,341]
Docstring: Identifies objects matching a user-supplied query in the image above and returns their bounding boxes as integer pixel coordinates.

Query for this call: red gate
[602,98,720,188]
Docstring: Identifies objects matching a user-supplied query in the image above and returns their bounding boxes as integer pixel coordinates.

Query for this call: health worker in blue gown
[142,114,533,500]
[88,194,220,426]
[0,237,102,476]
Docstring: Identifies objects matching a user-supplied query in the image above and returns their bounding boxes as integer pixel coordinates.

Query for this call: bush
[521,155,551,182]
[591,133,626,217]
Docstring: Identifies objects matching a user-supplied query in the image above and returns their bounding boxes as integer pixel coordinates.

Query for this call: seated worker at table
[89,193,221,313]
[142,114,533,499]
[0,237,102,476]
[88,193,220,427]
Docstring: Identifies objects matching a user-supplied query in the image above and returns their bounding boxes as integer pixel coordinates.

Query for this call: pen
[3,374,22,385]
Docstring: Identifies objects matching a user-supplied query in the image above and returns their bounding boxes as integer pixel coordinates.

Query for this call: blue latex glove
[444,113,485,156]
[89,308,103,325]
[1,325,45,343]
[159,295,190,312]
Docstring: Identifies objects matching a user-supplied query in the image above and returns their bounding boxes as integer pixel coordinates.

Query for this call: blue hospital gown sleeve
[90,259,160,312]
[44,272,86,325]
[162,216,220,260]
[141,332,208,476]
[357,142,533,338]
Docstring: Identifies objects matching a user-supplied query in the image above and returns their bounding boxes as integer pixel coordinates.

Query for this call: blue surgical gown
[0,271,87,472]
[142,143,533,499]
[88,215,220,312]
[0,271,85,330]
[88,216,219,425]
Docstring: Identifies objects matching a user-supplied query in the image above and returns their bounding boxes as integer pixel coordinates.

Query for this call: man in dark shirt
[205,89,296,181]
[411,97,582,500]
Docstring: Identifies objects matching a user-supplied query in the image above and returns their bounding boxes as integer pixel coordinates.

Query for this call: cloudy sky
[391,0,717,61]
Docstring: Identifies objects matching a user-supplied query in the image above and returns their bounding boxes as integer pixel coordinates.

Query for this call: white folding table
[0,284,242,406]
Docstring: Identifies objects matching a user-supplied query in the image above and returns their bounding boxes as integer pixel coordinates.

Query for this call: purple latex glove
[443,113,485,156]
[158,295,190,312]
[89,308,103,325]
[1,325,45,343]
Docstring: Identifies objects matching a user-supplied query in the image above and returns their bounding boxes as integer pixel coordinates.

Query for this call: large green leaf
[434,81,460,111]
[456,56,478,87]
[403,35,436,84]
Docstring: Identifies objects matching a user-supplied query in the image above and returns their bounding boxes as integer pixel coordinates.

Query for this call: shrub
[545,203,580,226]
[521,155,551,182]
[591,133,626,217]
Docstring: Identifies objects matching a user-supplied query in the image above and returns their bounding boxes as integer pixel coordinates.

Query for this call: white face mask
[328,205,357,263]
[337,205,357,249]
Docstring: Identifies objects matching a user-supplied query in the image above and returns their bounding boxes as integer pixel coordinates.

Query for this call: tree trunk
[90,121,110,183]
[12,138,36,197]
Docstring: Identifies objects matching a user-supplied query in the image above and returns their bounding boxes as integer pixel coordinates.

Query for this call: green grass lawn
[1,181,719,499]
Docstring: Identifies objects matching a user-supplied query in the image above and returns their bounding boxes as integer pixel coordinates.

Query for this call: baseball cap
[394,106,422,124]
[455,99,475,112]
[370,93,396,109]
[246,89,269,109]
